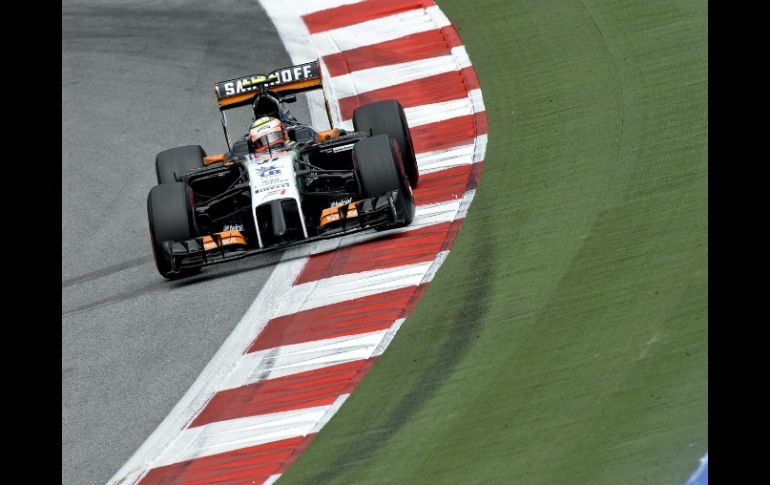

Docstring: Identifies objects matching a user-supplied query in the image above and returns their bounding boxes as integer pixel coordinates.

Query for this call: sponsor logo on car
[331,197,353,208]
[217,62,318,98]
[254,182,290,194]
[258,165,281,177]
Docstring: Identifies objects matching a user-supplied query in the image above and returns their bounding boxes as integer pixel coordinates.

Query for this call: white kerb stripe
[310,393,350,433]
[276,260,433,317]
[310,6,451,57]
[457,189,477,219]
[328,49,470,100]
[413,198,465,228]
[405,96,473,127]
[372,318,406,356]
[451,46,472,69]
[264,474,282,485]
[416,140,477,174]
[469,88,486,114]
[422,250,450,284]
[222,330,389,390]
[339,88,484,132]
[154,405,333,468]
[255,3,332,128]
[473,134,488,163]
[254,394,349,484]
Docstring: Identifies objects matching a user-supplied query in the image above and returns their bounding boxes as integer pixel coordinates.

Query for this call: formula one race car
[147,60,418,278]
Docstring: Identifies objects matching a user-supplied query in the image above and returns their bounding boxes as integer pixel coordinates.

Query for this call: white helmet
[248,116,287,153]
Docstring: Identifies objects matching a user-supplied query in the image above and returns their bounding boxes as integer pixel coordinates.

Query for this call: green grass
[280,0,707,483]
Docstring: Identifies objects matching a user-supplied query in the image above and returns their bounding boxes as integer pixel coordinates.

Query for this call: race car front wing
[160,191,401,275]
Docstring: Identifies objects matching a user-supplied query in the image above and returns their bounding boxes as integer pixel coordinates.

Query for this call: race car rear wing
[214,60,322,110]
[213,60,332,150]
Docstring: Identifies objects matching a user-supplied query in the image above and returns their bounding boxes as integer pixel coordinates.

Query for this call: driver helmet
[248,116,287,153]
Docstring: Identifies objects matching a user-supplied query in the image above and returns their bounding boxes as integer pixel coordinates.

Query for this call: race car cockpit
[227,92,316,158]
[252,91,298,124]
[214,61,328,153]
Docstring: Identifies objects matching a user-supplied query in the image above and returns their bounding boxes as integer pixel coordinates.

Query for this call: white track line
[258,0,334,129]
[313,5,453,126]
[107,245,313,484]
[372,318,407,356]
[457,189,478,219]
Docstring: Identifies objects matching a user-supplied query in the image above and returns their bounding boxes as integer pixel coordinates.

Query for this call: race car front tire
[147,182,201,278]
[354,134,415,230]
[155,145,206,185]
[352,100,419,188]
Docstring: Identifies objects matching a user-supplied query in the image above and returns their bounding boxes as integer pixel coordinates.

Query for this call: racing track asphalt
[62,1,311,483]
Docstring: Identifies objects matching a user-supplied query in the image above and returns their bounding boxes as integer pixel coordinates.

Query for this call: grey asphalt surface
[62,1,310,483]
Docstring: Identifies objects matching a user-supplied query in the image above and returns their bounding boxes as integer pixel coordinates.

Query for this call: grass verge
[281,1,707,483]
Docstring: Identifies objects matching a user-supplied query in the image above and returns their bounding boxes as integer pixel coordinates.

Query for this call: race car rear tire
[155,145,206,185]
[352,100,419,188]
[147,182,201,279]
[354,134,415,230]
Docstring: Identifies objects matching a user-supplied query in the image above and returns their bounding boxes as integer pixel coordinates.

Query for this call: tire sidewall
[353,100,419,188]
[147,182,199,278]
[155,145,207,185]
[354,134,415,229]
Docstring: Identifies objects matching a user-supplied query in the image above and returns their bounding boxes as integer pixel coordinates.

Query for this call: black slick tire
[155,145,206,184]
[352,100,419,188]
[147,182,200,278]
[354,134,416,230]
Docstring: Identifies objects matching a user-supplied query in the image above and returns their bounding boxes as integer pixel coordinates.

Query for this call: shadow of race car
[147,60,419,278]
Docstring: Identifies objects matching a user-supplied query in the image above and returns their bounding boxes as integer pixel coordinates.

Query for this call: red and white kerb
[110,1,487,483]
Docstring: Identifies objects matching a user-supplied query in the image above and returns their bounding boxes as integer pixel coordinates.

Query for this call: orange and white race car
[147,61,418,278]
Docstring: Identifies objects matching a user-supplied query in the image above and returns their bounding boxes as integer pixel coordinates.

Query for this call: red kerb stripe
[139,435,316,485]
[296,221,461,285]
[411,111,488,154]
[413,165,473,206]
[323,27,463,77]
[190,360,375,427]
[339,67,478,120]
[303,0,435,34]
[247,286,422,352]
